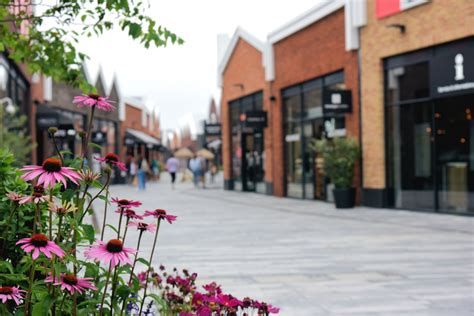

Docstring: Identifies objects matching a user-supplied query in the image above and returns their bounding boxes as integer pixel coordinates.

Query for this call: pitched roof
[217,27,266,87]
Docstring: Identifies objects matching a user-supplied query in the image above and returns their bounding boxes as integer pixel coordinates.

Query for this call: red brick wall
[220,39,269,182]
[271,8,360,197]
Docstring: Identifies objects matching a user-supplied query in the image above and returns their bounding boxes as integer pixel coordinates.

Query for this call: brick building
[359,0,474,213]
[219,0,365,200]
[121,97,161,163]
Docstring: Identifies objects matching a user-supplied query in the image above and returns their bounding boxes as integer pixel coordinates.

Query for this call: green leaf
[82,224,96,243]
[32,294,56,316]
[136,258,150,266]
[116,285,131,300]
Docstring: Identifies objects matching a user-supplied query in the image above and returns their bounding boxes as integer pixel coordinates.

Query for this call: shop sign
[124,138,134,146]
[204,123,222,136]
[323,90,352,115]
[432,40,474,97]
[376,0,429,19]
[37,115,58,129]
[92,132,106,143]
[240,111,267,129]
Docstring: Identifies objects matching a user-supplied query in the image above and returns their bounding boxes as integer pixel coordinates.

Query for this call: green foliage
[0,0,184,91]
[312,137,360,189]
[0,106,34,166]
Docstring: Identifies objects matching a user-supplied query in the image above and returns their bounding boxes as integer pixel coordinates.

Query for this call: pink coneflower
[84,239,135,268]
[49,200,77,215]
[45,273,97,294]
[21,158,81,188]
[95,153,127,171]
[128,221,156,233]
[111,198,142,209]
[19,185,47,205]
[143,209,177,224]
[116,209,144,220]
[78,169,101,183]
[0,286,25,305]
[203,282,222,295]
[73,94,115,111]
[5,192,22,203]
[16,234,65,260]
[254,301,280,314]
[216,294,242,308]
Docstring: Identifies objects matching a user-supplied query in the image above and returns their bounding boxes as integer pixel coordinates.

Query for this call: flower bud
[78,131,87,138]
[48,127,58,134]
[102,165,112,174]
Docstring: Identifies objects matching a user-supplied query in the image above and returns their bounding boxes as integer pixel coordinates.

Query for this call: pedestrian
[198,155,207,189]
[189,154,203,188]
[137,155,149,191]
[165,153,180,190]
[210,161,217,184]
[129,156,137,185]
[151,157,159,181]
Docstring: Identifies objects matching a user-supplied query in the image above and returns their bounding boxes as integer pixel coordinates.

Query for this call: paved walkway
[96,174,474,315]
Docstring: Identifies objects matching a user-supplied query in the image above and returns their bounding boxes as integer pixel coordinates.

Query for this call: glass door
[435,95,474,213]
[241,132,265,192]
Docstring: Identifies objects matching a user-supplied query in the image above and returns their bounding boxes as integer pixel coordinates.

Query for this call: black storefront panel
[384,37,474,214]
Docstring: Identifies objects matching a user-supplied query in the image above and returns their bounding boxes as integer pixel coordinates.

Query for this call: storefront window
[283,71,344,200]
[229,91,264,192]
[387,62,429,104]
[385,40,474,213]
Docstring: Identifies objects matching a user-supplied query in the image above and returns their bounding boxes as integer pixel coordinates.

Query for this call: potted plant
[313,137,360,208]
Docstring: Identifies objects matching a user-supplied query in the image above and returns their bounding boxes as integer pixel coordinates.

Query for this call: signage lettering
[241,111,267,129]
[323,90,352,115]
[432,39,474,97]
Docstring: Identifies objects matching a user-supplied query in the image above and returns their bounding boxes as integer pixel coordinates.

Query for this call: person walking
[137,155,149,191]
[165,153,180,190]
[189,154,203,188]
[129,156,137,185]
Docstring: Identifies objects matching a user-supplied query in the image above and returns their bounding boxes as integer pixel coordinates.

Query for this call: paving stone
[89,174,474,315]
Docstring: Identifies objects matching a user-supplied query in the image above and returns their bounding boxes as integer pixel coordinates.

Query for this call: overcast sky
[77,0,320,131]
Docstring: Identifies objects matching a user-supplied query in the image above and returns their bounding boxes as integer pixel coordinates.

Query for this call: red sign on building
[376,0,429,19]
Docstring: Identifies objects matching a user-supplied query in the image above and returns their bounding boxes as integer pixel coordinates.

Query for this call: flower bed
[0,94,279,315]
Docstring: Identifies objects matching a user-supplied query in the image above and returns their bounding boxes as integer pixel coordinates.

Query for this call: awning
[36,105,74,129]
[125,128,161,148]
[207,139,221,149]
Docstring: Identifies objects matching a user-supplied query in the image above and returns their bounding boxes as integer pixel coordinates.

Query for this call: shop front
[282,71,348,200]
[229,91,266,193]
[385,37,474,213]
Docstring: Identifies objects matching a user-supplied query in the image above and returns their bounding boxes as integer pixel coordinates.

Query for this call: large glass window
[229,91,264,192]
[385,56,473,213]
[283,71,344,200]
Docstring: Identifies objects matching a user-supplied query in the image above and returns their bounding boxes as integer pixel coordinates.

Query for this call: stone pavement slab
[92,175,474,315]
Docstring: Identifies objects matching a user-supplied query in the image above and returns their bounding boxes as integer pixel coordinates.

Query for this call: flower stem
[138,219,162,315]
[80,172,110,225]
[117,208,124,239]
[99,263,113,316]
[80,105,96,170]
[51,134,64,165]
[24,259,36,316]
[33,203,40,234]
[120,230,144,316]
[100,182,110,242]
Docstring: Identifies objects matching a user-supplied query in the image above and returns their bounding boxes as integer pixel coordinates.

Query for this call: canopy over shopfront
[124,128,161,149]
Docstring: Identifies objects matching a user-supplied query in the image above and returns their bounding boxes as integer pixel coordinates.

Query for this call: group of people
[125,152,218,191]
[126,155,160,190]
[166,153,218,189]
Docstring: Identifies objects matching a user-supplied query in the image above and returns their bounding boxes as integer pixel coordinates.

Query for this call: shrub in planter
[0,94,279,315]
[313,137,360,209]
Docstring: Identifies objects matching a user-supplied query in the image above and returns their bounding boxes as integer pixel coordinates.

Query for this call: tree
[0,0,183,91]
